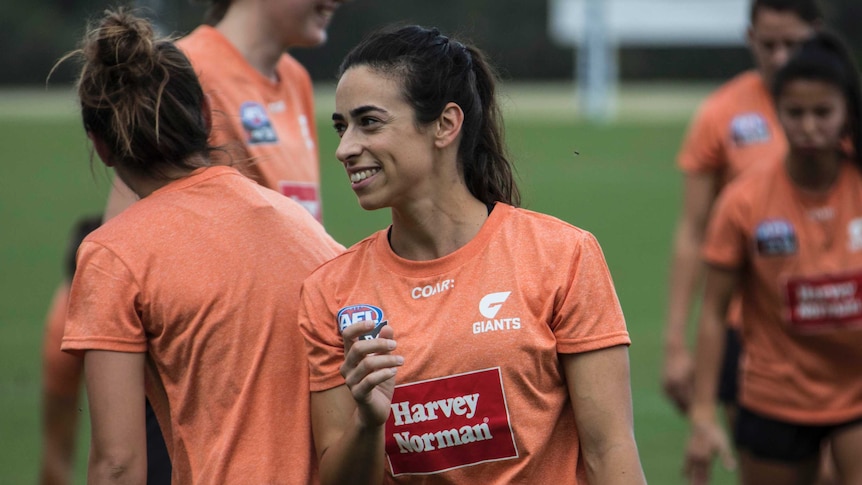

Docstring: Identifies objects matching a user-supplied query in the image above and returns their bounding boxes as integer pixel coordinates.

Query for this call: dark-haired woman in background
[299,25,646,484]
[685,30,862,485]
[59,9,341,484]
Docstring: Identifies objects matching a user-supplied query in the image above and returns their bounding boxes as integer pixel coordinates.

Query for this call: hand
[340,321,402,428]
[683,419,736,485]
[662,344,694,413]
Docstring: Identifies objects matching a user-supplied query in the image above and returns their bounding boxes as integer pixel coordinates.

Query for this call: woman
[105,0,349,222]
[299,26,646,484]
[685,31,862,485]
[59,9,342,483]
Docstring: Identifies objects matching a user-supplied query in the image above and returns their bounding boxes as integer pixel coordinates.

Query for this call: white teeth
[350,168,379,183]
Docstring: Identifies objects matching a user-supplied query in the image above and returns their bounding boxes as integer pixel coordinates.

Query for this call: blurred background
[1,0,860,483]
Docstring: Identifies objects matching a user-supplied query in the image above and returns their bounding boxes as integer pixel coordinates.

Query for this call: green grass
[0,86,737,484]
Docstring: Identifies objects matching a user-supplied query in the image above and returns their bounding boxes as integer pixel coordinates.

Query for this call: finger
[341,338,398,376]
[342,353,404,389]
[349,366,399,401]
[717,439,737,471]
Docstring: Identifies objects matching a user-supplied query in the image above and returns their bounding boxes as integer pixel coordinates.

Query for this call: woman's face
[747,7,815,87]
[265,0,345,48]
[332,66,438,211]
[777,79,847,158]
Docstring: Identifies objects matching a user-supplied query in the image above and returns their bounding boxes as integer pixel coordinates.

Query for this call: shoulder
[277,53,312,83]
[303,232,382,282]
[506,206,595,241]
[694,71,766,118]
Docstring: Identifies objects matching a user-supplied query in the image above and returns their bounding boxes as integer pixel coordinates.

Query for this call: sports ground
[0,82,738,483]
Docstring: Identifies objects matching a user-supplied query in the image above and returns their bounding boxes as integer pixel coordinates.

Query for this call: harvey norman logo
[385,368,518,476]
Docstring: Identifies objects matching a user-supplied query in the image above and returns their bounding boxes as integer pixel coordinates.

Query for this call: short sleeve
[298,278,347,392]
[702,185,747,269]
[62,241,147,355]
[553,232,631,354]
[678,98,726,173]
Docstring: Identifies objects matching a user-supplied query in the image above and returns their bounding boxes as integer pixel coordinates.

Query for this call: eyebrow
[331,105,388,122]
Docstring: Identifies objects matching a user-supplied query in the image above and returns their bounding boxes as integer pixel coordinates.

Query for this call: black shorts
[734,406,862,462]
[717,327,742,404]
[146,398,172,484]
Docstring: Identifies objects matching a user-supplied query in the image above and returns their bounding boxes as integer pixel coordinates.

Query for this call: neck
[215,4,283,81]
[785,151,842,193]
[389,192,490,261]
[118,154,208,199]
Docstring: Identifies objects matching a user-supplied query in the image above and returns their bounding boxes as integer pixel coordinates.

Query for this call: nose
[335,128,361,165]
[800,113,817,135]
[771,45,792,71]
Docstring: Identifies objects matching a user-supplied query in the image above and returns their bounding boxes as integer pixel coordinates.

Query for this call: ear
[434,102,464,149]
[88,132,115,167]
[202,93,213,134]
[746,25,755,49]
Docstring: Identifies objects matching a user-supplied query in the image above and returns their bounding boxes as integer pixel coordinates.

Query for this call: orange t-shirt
[300,203,631,483]
[62,166,343,484]
[678,70,787,186]
[703,160,862,424]
[42,282,82,397]
[179,26,323,222]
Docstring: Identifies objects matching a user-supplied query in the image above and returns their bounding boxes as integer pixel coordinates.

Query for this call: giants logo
[474,292,521,334]
[385,368,518,476]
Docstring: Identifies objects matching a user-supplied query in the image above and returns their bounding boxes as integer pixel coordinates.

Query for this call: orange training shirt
[300,203,631,483]
[179,26,323,222]
[703,160,862,424]
[63,166,343,484]
[678,70,787,186]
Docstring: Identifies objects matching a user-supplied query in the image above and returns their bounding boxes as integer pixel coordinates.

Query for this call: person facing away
[58,8,342,484]
[663,0,820,416]
[104,0,350,223]
[684,30,862,485]
[39,215,100,485]
[298,25,647,484]
[96,0,348,480]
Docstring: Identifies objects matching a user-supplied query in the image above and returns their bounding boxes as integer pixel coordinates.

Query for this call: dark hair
[64,215,102,279]
[337,25,520,207]
[750,0,822,25]
[60,8,212,179]
[772,31,862,166]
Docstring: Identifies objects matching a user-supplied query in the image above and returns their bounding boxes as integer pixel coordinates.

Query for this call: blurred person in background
[663,0,819,428]
[58,8,342,483]
[39,215,100,485]
[684,30,862,485]
[105,0,350,221]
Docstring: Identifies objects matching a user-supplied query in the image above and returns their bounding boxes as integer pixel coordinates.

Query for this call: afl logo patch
[337,304,388,340]
[730,113,770,147]
[756,219,797,256]
[240,101,278,145]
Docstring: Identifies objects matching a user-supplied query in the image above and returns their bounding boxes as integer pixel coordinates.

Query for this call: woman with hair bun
[299,25,646,484]
[59,8,342,484]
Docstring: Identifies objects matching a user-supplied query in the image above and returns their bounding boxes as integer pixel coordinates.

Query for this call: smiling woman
[298,25,647,485]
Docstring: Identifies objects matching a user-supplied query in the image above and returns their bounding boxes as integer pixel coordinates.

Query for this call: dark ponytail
[338,25,521,207]
[773,30,862,167]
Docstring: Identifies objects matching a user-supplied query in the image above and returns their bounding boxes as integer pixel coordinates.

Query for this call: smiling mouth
[350,168,380,184]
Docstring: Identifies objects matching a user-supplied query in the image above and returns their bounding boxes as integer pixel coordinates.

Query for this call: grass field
[0,83,737,484]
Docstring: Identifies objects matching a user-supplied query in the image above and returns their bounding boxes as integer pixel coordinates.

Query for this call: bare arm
[563,345,646,484]
[40,285,83,485]
[84,350,147,485]
[663,171,720,412]
[312,323,403,485]
[684,266,738,485]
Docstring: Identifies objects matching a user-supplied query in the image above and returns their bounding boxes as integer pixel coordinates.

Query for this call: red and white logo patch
[783,271,862,332]
[385,367,518,476]
[278,181,321,222]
